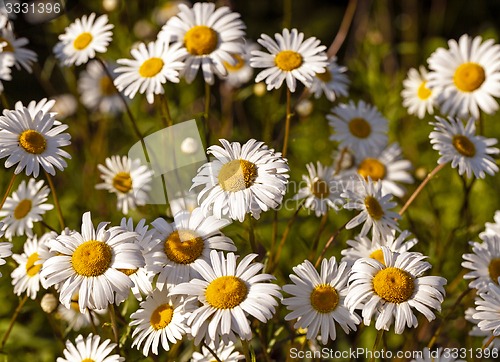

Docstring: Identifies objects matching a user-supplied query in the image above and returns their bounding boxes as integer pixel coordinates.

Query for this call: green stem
[482,335,496,350]
[203,82,211,147]
[0,93,10,109]
[202,342,223,362]
[282,0,292,28]
[159,93,174,127]
[44,171,65,230]
[0,295,28,350]
[0,173,16,211]
[370,330,384,362]
[282,88,292,158]
[248,216,258,254]
[109,304,120,348]
[314,221,348,268]
[309,213,329,260]
[241,339,252,362]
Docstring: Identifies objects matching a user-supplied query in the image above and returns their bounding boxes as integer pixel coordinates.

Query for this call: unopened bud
[41,293,58,314]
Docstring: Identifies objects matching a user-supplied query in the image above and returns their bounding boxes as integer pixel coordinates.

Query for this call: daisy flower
[0,51,15,93]
[472,283,500,337]
[0,178,53,240]
[78,61,125,114]
[53,13,114,66]
[11,232,56,299]
[0,99,71,177]
[222,41,258,88]
[192,139,290,222]
[327,100,389,160]
[411,347,465,362]
[57,295,103,332]
[149,207,236,288]
[57,333,124,362]
[129,288,195,356]
[0,25,37,72]
[282,257,360,344]
[465,307,500,350]
[427,34,500,119]
[0,224,13,278]
[114,38,186,104]
[480,210,500,240]
[41,211,145,312]
[191,341,244,362]
[341,229,418,265]
[429,116,499,179]
[250,28,328,92]
[158,2,246,84]
[401,66,437,119]
[171,250,282,346]
[341,176,401,242]
[293,161,343,217]
[462,234,500,292]
[310,56,350,102]
[345,247,447,334]
[96,155,153,215]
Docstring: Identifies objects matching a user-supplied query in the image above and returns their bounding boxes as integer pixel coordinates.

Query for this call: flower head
[401,66,437,119]
[472,283,500,337]
[462,234,500,292]
[310,56,350,101]
[57,333,124,362]
[0,25,37,72]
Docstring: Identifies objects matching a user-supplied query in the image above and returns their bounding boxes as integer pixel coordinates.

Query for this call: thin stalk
[109,304,120,348]
[159,93,174,127]
[482,335,496,350]
[309,213,329,260]
[241,339,252,362]
[0,173,17,211]
[0,295,28,350]
[248,216,258,254]
[370,330,384,362]
[282,88,292,158]
[326,0,358,57]
[282,0,292,28]
[314,220,348,268]
[0,93,10,109]
[202,341,223,362]
[44,171,65,230]
[203,82,211,146]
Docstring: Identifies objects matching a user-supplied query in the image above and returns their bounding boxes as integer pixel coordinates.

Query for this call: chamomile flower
[41,212,145,312]
[462,234,500,292]
[191,341,244,362]
[401,66,437,119]
[149,207,236,288]
[411,347,465,362]
[250,28,328,92]
[129,288,195,356]
[0,51,15,92]
[429,116,499,179]
[293,162,343,217]
[222,41,258,88]
[171,250,282,346]
[96,155,153,215]
[481,210,500,240]
[0,178,53,240]
[0,100,71,177]
[0,225,13,278]
[345,247,447,334]
[427,34,500,119]
[114,38,186,104]
[341,176,400,242]
[465,307,500,350]
[0,25,37,72]
[472,283,500,336]
[192,139,289,222]
[327,100,389,159]
[310,56,350,102]
[57,295,103,332]
[341,229,418,265]
[158,2,246,84]
[78,61,125,114]
[53,13,113,66]
[57,333,124,362]
[282,257,360,344]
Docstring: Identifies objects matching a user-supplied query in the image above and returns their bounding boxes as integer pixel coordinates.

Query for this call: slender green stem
[203,82,211,146]
[0,93,10,109]
[248,216,258,254]
[109,304,120,348]
[0,173,17,211]
[241,339,252,362]
[282,88,292,158]
[482,335,496,350]
[309,213,329,260]
[282,0,292,28]
[326,0,358,57]
[370,330,384,362]
[44,171,65,230]
[314,220,348,268]
[159,93,174,127]
[202,341,223,362]
[0,295,28,350]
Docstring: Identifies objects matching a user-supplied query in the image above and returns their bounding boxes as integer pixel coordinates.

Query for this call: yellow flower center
[19,130,47,155]
[0,37,14,52]
[71,240,112,277]
[184,25,218,56]
[150,303,174,330]
[453,62,486,92]
[452,135,476,157]
[14,199,32,220]
[99,76,117,96]
[364,196,384,220]
[218,159,258,192]
[139,57,164,78]
[118,268,138,276]
[358,158,386,181]
[73,32,93,50]
[224,54,245,72]
[369,249,385,265]
[81,359,95,362]
[275,50,303,71]
[348,117,372,139]
[488,258,500,284]
[112,172,133,194]
[310,284,339,313]
[417,81,432,100]
[372,267,415,303]
[312,179,330,198]
[26,252,42,277]
[205,276,248,309]
[164,230,204,265]
[316,69,332,82]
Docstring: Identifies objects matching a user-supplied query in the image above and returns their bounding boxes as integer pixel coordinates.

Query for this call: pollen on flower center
[348,117,372,139]
[358,158,386,181]
[218,159,258,192]
[417,81,432,100]
[73,32,93,50]
[150,303,174,330]
[364,196,384,220]
[275,50,303,71]
[71,240,113,277]
[372,267,415,303]
[19,129,47,155]
[164,230,204,265]
[14,199,32,220]
[205,275,248,309]
[0,37,14,52]
[99,76,117,96]
[488,258,500,284]
[369,249,385,265]
[139,57,164,78]
[453,62,485,92]
[452,135,476,157]
[312,179,330,198]
[310,284,339,313]
[316,69,332,82]
[118,268,138,276]
[224,54,245,72]
[26,252,41,277]
[112,172,133,194]
[184,25,219,56]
